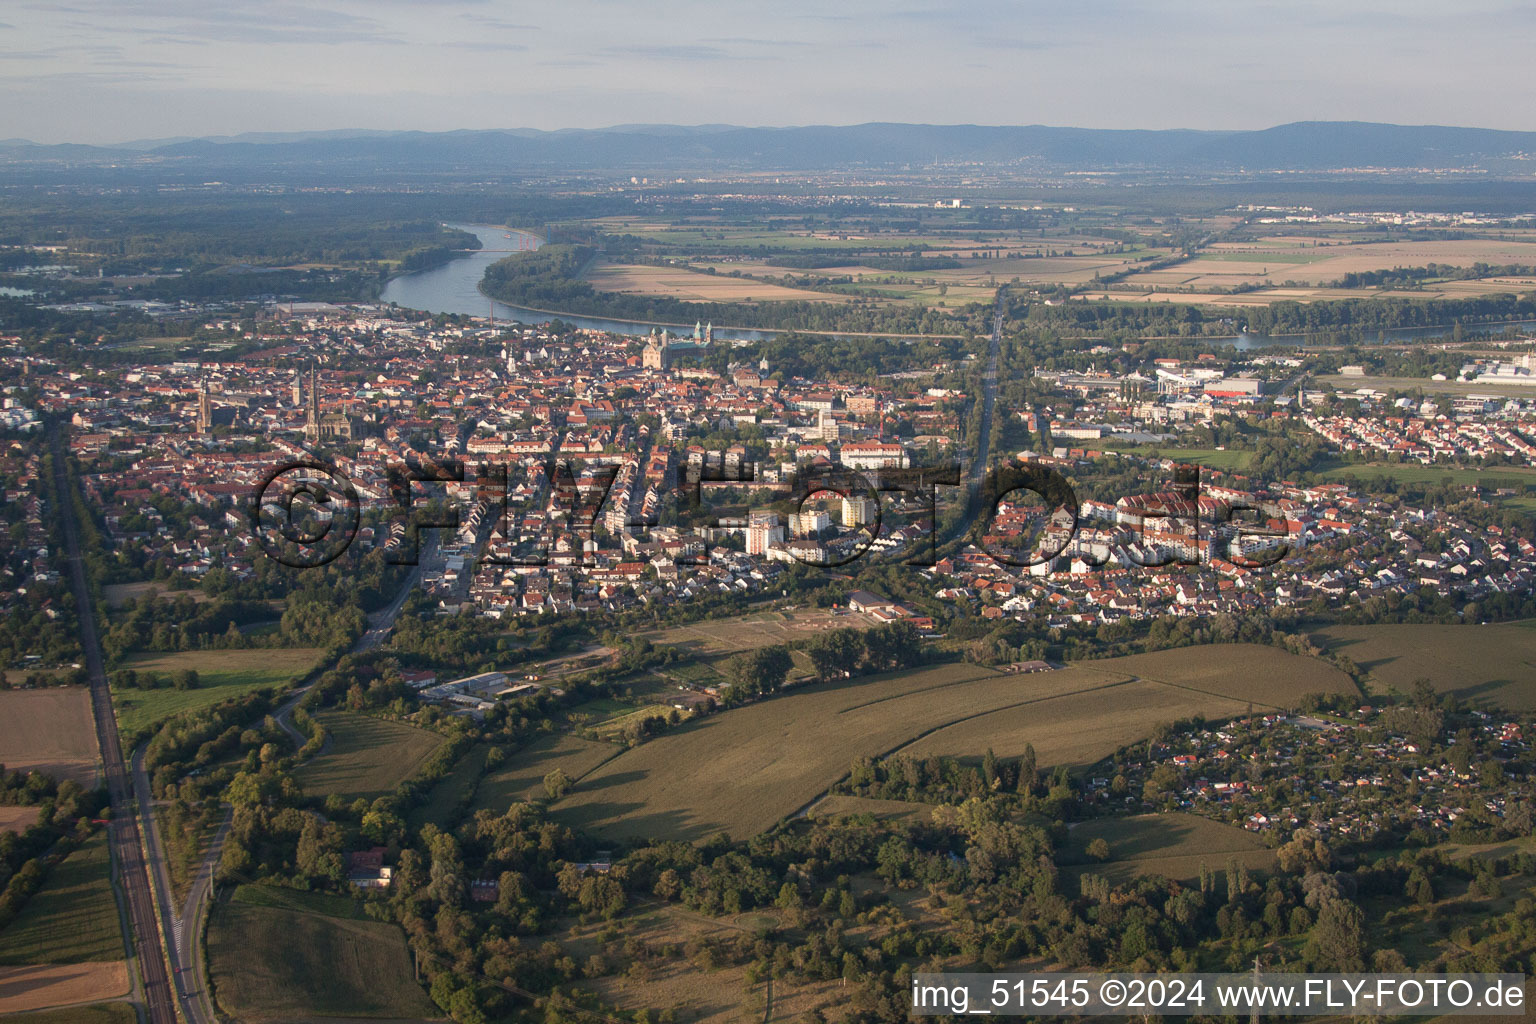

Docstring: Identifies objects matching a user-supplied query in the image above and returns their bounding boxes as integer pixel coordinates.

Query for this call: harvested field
[1079,644,1355,705]
[207,901,439,1023]
[587,263,851,303]
[0,962,129,1015]
[470,733,618,813]
[901,677,1254,765]
[1059,812,1276,887]
[1313,622,1536,711]
[554,646,1351,843]
[292,713,445,802]
[0,1003,136,1024]
[0,688,99,790]
[0,806,41,834]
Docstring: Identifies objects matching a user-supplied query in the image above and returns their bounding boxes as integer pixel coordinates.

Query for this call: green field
[553,646,1353,843]
[1058,812,1277,887]
[1316,459,1536,490]
[208,901,440,1023]
[1313,621,1536,710]
[1101,445,1255,471]
[292,713,446,802]
[471,733,619,813]
[112,647,322,740]
[0,832,124,965]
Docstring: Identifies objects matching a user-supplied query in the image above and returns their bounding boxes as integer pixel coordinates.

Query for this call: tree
[1085,838,1111,862]
[721,645,792,699]
[805,628,863,680]
[543,768,572,800]
[862,621,921,672]
[1306,898,1365,971]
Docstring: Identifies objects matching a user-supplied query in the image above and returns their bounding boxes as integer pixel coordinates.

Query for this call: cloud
[601,44,728,60]
[461,13,539,30]
[441,40,528,52]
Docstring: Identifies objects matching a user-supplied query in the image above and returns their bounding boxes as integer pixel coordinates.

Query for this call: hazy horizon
[6,0,1535,146]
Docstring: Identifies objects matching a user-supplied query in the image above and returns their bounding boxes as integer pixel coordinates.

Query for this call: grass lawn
[112,648,322,741]
[207,901,439,1022]
[1102,445,1255,472]
[292,713,445,802]
[0,832,124,965]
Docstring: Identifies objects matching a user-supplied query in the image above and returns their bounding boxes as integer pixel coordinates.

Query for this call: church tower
[291,370,302,407]
[196,380,212,434]
[305,366,320,443]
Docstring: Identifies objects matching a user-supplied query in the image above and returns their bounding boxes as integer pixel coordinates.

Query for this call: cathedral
[642,328,673,371]
[302,366,364,443]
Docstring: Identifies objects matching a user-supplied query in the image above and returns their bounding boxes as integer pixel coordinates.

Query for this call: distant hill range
[6,122,1536,174]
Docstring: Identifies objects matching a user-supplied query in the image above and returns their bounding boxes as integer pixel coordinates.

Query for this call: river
[380,222,778,342]
[381,223,1536,348]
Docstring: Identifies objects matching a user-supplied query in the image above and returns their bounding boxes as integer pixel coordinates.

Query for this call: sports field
[1058,812,1276,887]
[112,647,321,740]
[553,645,1348,842]
[292,712,445,801]
[207,900,438,1022]
[0,688,99,788]
[1313,621,1536,711]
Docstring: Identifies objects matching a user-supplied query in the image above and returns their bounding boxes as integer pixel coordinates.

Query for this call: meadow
[207,899,439,1022]
[407,744,495,831]
[0,688,99,788]
[470,733,618,812]
[1057,812,1277,887]
[0,832,124,965]
[112,647,321,740]
[292,712,445,801]
[552,645,1349,842]
[1312,622,1536,711]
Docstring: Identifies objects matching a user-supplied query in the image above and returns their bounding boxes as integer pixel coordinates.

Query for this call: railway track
[50,420,179,1024]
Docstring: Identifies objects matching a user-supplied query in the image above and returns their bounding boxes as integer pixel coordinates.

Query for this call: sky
[3,0,1533,144]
